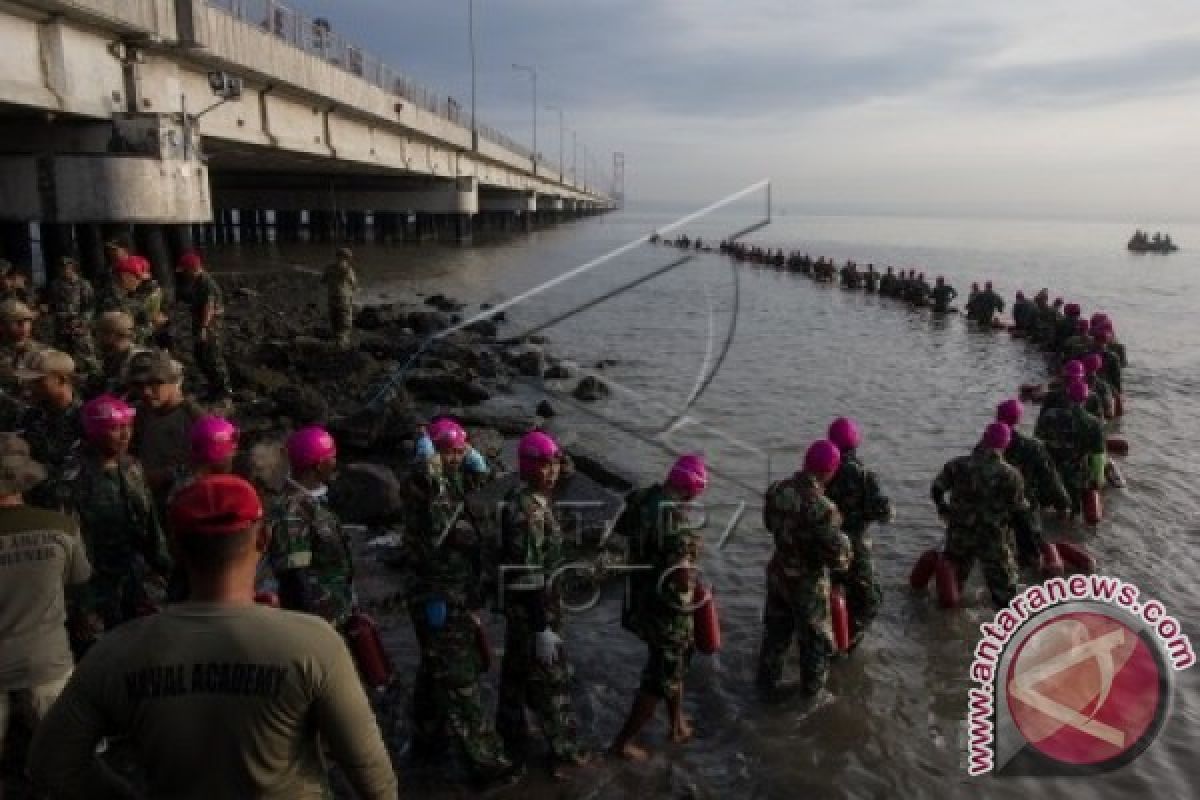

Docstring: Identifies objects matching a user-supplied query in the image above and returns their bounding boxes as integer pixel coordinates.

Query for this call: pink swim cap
[982,422,1012,451]
[996,398,1023,426]
[427,418,467,452]
[667,454,708,499]
[190,415,239,465]
[1090,312,1110,330]
[1063,359,1086,379]
[1083,353,1103,375]
[804,439,841,475]
[1067,379,1089,404]
[287,426,337,471]
[827,417,862,451]
[82,394,136,440]
[518,431,560,479]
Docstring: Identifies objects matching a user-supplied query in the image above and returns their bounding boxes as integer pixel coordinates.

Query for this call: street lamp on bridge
[511,63,537,169]
[545,104,564,181]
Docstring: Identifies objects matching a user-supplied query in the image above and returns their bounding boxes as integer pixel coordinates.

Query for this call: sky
[283,1,1200,221]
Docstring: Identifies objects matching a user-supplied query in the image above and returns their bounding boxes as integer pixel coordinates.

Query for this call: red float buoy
[254,591,280,608]
[1040,541,1065,578]
[1055,541,1097,573]
[1106,437,1129,457]
[910,549,940,590]
[345,610,393,688]
[934,555,960,609]
[830,585,851,653]
[1084,489,1103,526]
[693,584,722,655]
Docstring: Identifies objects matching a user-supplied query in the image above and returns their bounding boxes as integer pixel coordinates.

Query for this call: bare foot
[610,741,651,761]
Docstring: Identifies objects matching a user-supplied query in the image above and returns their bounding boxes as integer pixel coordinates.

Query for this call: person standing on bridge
[322,248,357,349]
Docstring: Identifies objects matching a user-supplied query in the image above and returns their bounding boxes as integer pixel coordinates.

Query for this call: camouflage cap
[127,349,184,385]
[0,298,35,321]
[15,349,75,383]
[336,247,353,260]
[0,433,46,495]
[95,311,135,335]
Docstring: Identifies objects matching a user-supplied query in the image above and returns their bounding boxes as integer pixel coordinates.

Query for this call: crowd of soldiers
[0,230,1130,797]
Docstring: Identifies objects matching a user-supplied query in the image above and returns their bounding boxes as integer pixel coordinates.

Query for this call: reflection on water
[213,209,1199,798]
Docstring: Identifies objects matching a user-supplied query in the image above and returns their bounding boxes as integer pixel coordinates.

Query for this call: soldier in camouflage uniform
[1059,318,1093,363]
[1034,380,1106,515]
[102,256,165,347]
[45,256,96,361]
[53,394,170,656]
[756,440,852,699]
[995,399,1069,568]
[1083,353,1116,420]
[1011,290,1035,332]
[824,418,893,649]
[321,248,357,348]
[0,298,46,428]
[14,350,84,508]
[931,423,1027,609]
[610,455,707,760]
[400,419,515,784]
[930,276,958,313]
[496,431,590,773]
[87,311,148,399]
[175,251,231,401]
[268,426,355,630]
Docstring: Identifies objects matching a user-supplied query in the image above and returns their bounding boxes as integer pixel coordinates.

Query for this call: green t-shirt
[28,604,398,800]
[0,505,91,690]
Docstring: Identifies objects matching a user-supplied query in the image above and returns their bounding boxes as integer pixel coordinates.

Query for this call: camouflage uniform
[46,274,97,359]
[756,472,851,695]
[931,447,1026,608]
[16,397,84,509]
[268,482,355,629]
[102,280,164,346]
[0,338,46,394]
[178,270,230,395]
[322,260,357,347]
[1034,404,1106,513]
[1012,297,1035,331]
[824,451,892,645]
[1097,346,1123,394]
[1004,430,1069,567]
[401,456,511,779]
[85,344,151,400]
[53,453,170,654]
[621,484,700,699]
[1060,333,1092,363]
[496,485,584,765]
[931,284,957,313]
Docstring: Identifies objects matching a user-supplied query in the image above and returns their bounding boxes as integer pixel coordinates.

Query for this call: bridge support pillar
[39,223,74,284]
[77,223,106,283]
[0,223,33,271]
[135,224,174,300]
[346,211,368,243]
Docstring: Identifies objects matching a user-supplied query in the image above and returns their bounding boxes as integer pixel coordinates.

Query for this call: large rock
[424,293,466,313]
[405,370,491,405]
[572,375,611,402]
[272,384,329,426]
[506,345,544,378]
[458,409,535,436]
[543,363,571,380]
[330,463,404,524]
[231,362,291,396]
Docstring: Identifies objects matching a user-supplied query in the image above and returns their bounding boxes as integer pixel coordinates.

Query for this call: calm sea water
[210,206,1200,799]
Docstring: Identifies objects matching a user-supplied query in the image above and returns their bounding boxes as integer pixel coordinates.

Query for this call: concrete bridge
[0,0,615,288]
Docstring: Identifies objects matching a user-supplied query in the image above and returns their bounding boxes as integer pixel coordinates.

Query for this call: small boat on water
[1128,229,1179,253]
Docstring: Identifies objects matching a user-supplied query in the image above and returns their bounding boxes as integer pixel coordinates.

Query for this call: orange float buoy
[910,549,940,590]
[1106,437,1129,457]
[1083,489,1103,526]
[1056,541,1097,573]
[830,585,851,653]
[345,610,393,689]
[693,584,722,655]
[935,555,960,609]
[1040,541,1065,578]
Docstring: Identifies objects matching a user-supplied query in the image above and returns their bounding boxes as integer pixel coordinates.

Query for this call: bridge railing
[206,0,580,183]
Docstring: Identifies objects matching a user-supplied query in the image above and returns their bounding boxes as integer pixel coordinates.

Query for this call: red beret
[115,255,150,278]
[177,250,203,271]
[169,474,263,536]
